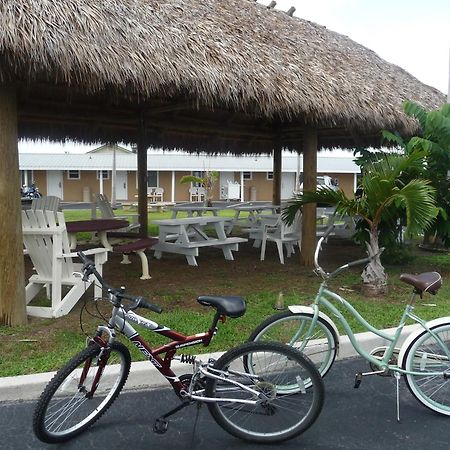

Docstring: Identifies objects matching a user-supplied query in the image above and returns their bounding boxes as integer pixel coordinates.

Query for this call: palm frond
[391,180,437,234]
[403,100,427,130]
[282,188,357,225]
[381,130,405,148]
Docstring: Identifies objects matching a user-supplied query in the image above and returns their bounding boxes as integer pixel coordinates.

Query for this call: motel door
[47,171,64,199]
[281,172,296,200]
[115,171,128,200]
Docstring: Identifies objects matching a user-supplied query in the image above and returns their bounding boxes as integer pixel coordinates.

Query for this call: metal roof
[18,151,360,174]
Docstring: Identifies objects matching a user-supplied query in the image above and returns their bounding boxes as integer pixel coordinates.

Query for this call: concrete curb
[0,325,420,402]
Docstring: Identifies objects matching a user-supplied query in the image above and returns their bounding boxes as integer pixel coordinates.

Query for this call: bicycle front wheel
[403,323,450,415]
[205,341,324,443]
[33,342,131,443]
[249,311,338,378]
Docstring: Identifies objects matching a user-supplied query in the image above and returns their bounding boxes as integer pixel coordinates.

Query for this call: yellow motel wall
[323,172,355,198]
[243,172,273,201]
[30,170,355,202]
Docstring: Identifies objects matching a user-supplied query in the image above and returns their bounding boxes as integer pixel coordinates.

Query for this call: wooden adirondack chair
[31,195,61,214]
[93,193,139,232]
[189,186,205,202]
[22,210,108,318]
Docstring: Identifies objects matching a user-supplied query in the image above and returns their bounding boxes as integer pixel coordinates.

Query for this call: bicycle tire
[249,310,338,378]
[205,341,324,443]
[33,341,131,443]
[402,322,450,415]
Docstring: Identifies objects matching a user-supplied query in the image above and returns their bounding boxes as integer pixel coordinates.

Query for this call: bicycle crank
[368,346,400,376]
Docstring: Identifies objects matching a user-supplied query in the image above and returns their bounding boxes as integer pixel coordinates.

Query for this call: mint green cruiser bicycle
[250,225,450,417]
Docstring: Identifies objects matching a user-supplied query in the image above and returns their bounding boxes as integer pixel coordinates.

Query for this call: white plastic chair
[22,210,108,318]
[333,214,357,239]
[260,213,302,264]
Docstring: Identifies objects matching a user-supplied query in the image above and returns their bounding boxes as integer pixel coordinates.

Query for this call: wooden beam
[0,86,27,325]
[137,115,149,237]
[272,141,282,205]
[300,128,318,267]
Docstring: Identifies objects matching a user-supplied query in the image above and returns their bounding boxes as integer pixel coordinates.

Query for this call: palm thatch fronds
[0,0,445,150]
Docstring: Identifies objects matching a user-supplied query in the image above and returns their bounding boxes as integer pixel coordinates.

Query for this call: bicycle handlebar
[313,226,384,279]
[77,251,162,314]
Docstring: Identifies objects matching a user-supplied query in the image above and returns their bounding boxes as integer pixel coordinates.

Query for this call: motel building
[19,144,360,204]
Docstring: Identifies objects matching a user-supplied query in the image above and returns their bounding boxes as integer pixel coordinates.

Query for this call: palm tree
[283,150,437,295]
[180,170,219,206]
[383,101,450,247]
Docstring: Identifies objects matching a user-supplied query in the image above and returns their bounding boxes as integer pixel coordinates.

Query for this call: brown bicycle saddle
[399,272,442,295]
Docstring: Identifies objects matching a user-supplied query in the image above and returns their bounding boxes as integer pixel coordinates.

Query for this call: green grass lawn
[2,208,450,377]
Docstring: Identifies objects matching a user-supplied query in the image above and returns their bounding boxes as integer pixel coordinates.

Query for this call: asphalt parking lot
[2,357,450,450]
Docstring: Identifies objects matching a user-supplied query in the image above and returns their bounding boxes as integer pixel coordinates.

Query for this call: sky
[20,0,450,154]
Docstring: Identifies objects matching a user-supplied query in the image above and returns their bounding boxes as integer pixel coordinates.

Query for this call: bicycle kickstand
[395,371,401,422]
[153,401,192,434]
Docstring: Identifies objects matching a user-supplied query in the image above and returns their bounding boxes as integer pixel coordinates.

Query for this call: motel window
[96,170,110,180]
[243,171,252,180]
[68,170,80,180]
[267,172,273,180]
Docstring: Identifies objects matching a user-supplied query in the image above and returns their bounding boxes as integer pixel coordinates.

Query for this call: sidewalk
[0,325,420,402]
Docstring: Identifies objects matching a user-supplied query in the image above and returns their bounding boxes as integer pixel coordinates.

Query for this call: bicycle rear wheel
[33,342,131,443]
[249,311,338,378]
[402,323,450,415]
[205,341,324,443]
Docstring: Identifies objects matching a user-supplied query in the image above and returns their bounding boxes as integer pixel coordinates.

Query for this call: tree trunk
[0,86,27,325]
[361,228,388,295]
[300,128,318,267]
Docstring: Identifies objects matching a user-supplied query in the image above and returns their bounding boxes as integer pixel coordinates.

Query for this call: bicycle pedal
[153,418,169,434]
[354,372,363,389]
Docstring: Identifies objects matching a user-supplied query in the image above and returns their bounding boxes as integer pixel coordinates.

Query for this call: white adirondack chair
[22,210,108,318]
[189,186,205,202]
[31,195,61,214]
[148,187,164,202]
[93,193,139,232]
[259,212,302,264]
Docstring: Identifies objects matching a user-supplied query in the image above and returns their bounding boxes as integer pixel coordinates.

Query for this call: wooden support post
[272,142,282,206]
[300,129,318,267]
[0,86,27,325]
[137,118,148,237]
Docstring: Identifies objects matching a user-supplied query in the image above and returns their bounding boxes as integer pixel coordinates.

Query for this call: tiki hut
[0,0,445,325]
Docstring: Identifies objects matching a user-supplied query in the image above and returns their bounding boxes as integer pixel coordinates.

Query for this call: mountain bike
[33,251,324,444]
[250,225,450,418]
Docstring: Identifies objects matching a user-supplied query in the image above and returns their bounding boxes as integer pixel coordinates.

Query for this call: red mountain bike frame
[92,305,224,395]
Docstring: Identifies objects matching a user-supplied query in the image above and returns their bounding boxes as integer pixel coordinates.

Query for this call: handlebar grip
[136,297,163,314]
[347,257,371,268]
[323,224,335,240]
[77,251,94,267]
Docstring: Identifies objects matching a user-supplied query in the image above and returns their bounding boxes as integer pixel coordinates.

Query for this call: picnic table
[227,203,282,233]
[66,218,129,250]
[151,216,247,266]
[170,204,224,218]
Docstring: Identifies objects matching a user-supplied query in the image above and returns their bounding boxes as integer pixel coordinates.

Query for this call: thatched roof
[0,0,445,152]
